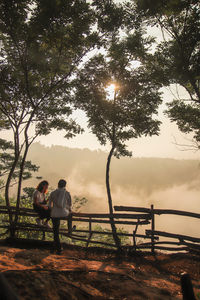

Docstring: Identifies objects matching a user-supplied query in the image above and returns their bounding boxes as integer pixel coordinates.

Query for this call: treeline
[26,143,200,194]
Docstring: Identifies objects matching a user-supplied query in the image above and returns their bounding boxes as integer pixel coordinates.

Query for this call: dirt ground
[0,244,199,299]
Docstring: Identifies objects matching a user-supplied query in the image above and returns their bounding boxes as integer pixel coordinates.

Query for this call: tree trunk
[106,147,121,249]
[5,130,20,236]
[14,116,33,232]
[5,157,18,226]
[14,144,29,226]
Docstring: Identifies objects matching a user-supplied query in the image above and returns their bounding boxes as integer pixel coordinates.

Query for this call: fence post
[42,229,45,241]
[86,217,92,248]
[133,219,140,251]
[151,204,155,254]
[181,273,196,300]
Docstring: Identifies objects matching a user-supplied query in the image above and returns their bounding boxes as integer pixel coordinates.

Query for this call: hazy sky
[1,82,199,160]
[33,86,199,160]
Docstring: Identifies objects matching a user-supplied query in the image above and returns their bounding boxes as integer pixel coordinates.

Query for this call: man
[48,179,72,254]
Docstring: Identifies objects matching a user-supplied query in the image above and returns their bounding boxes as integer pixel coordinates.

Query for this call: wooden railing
[0,205,152,248]
[115,205,200,253]
[0,205,199,254]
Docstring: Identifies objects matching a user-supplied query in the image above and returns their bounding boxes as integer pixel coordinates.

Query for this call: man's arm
[67,192,72,212]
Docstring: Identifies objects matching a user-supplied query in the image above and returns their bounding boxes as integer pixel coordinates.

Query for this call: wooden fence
[115,205,200,253]
[0,205,199,254]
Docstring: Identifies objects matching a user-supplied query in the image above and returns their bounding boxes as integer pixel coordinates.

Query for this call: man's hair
[58,179,66,188]
[37,180,49,192]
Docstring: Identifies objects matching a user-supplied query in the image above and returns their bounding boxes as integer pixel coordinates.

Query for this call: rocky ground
[0,243,200,299]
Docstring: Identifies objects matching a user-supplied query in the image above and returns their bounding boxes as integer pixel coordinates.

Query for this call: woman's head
[37,180,49,193]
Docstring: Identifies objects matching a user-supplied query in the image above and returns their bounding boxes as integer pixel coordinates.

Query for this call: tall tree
[0,0,124,234]
[73,36,162,248]
[133,0,200,148]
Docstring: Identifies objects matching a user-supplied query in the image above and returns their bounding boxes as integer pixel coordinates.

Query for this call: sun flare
[105,83,117,100]
[106,83,116,93]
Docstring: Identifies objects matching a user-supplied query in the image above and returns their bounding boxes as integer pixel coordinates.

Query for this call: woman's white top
[32,190,45,204]
[48,187,71,218]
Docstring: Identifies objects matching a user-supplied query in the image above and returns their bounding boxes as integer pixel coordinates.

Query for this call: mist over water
[26,143,200,239]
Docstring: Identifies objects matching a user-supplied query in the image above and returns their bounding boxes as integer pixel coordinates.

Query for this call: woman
[32,180,51,228]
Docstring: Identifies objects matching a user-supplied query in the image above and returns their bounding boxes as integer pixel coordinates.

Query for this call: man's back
[49,188,71,218]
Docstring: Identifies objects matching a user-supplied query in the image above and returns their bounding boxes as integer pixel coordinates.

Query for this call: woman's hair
[37,180,49,192]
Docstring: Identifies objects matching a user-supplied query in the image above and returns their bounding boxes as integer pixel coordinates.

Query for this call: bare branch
[172,134,200,152]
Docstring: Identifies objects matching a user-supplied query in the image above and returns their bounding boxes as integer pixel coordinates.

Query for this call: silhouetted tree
[73,36,162,248]
[133,0,200,148]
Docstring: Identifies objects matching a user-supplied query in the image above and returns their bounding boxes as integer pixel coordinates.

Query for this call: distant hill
[22,142,200,213]
[27,142,200,191]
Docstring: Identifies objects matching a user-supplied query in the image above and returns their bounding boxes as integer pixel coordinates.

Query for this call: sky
[32,85,199,160]
[1,72,199,160]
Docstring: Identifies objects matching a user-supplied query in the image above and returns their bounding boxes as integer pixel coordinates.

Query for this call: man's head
[58,179,67,188]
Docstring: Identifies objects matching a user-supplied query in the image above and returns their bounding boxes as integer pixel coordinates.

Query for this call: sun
[105,83,116,100]
[106,83,116,93]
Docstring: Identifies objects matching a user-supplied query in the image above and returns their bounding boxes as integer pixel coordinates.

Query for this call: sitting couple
[33,179,73,254]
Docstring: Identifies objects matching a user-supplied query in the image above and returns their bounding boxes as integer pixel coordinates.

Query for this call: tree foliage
[0,0,124,229]
[74,40,161,158]
[134,0,200,147]
[0,138,39,190]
